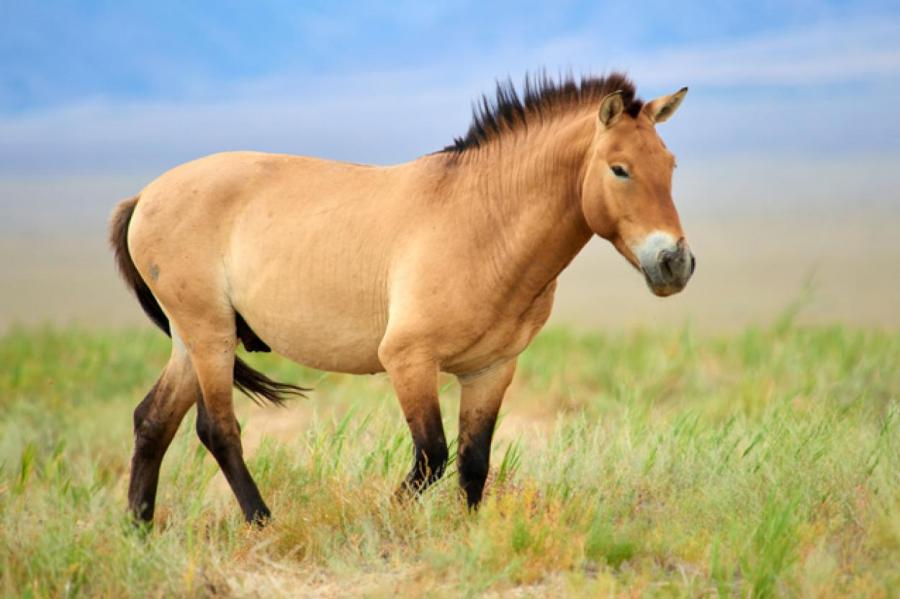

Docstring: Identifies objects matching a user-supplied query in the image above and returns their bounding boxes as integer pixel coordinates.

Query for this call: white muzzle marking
[630,231,694,296]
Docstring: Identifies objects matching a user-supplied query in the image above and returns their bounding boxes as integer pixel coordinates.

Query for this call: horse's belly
[226,213,392,375]
[241,303,387,374]
[272,326,384,374]
[230,265,389,374]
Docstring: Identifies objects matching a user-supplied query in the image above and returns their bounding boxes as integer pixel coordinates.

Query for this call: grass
[0,322,898,597]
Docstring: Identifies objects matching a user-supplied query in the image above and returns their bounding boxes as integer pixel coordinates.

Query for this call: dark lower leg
[128,383,165,522]
[128,381,181,522]
[381,355,447,500]
[128,380,192,523]
[196,399,270,524]
[456,360,515,509]
[458,423,495,508]
[400,408,449,495]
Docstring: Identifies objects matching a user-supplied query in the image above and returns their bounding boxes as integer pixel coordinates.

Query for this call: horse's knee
[134,420,169,461]
[132,384,155,429]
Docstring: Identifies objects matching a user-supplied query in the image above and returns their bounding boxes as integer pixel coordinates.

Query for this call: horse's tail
[108,196,308,405]
[109,197,170,335]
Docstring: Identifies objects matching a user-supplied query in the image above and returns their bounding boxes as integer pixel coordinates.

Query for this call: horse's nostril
[659,252,675,280]
[658,248,693,283]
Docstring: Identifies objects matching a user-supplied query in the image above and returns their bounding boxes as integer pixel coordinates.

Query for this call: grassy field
[0,321,898,597]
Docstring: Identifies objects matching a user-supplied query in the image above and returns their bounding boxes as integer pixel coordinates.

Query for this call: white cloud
[625,17,900,89]
[1,15,898,177]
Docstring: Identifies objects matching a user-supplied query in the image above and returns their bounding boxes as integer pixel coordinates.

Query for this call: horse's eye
[610,165,630,178]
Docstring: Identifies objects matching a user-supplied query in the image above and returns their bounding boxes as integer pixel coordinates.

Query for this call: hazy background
[2,1,899,332]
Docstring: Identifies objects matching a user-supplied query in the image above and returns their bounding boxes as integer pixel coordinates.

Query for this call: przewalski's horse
[110,72,695,525]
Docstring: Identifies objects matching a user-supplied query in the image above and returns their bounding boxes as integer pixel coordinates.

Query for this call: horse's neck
[446,113,596,306]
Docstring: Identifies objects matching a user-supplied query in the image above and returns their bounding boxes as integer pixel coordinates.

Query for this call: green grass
[0,323,898,597]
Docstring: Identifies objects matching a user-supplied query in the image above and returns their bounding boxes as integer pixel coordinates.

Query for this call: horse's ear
[644,87,688,124]
[598,91,625,128]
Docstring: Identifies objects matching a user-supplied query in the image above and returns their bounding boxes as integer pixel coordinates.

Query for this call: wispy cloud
[1,11,899,176]
[3,7,900,235]
[626,17,900,88]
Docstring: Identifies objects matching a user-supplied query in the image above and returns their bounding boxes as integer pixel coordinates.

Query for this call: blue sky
[2,1,900,174]
[3,1,899,112]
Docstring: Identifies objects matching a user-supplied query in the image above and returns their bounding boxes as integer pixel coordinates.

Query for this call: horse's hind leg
[188,327,271,524]
[128,344,199,523]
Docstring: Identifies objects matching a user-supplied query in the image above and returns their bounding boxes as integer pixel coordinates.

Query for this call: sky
[1,1,899,230]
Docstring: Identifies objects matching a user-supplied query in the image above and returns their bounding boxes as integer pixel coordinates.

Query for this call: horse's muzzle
[636,235,695,297]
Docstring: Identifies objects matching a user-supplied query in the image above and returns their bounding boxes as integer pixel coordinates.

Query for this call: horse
[109,72,695,525]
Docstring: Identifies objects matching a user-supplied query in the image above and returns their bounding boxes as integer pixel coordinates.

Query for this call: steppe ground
[1,203,899,596]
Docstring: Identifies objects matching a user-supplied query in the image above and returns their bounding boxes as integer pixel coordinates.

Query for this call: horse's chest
[444,282,556,374]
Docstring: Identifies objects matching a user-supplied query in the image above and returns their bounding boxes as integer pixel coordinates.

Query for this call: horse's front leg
[379,344,448,498]
[457,359,517,508]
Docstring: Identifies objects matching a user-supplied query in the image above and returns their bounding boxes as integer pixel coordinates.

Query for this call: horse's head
[581,87,694,297]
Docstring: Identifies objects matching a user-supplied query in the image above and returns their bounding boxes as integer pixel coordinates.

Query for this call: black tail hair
[109,196,309,405]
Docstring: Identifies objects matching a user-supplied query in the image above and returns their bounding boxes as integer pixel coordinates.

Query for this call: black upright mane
[442,71,642,154]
